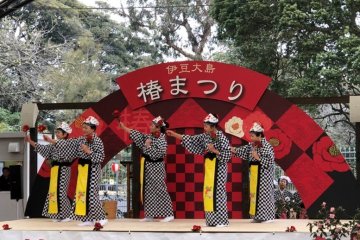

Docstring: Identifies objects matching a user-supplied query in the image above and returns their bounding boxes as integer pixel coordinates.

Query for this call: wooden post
[131,144,141,218]
[356,123,360,184]
[28,127,37,194]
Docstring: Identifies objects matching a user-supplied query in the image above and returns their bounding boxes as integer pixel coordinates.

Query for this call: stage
[0,218,319,240]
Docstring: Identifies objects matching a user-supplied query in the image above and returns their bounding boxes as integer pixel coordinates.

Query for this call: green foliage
[211,0,360,98]
[0,108,20,132]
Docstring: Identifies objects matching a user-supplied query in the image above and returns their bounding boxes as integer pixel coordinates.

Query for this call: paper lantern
[111,163,120,173]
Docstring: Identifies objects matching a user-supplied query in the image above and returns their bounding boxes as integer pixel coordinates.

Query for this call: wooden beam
[37,102,96,110]
[286,96,349,105]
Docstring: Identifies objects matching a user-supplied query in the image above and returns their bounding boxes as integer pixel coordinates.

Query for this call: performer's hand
[81,144,92,155]
[43,135,57,144]
[24,135,31,142]
[230,147,237,154]
[118,121,125,129]
[251,150,260,160]
[166,130,174,136]
[145,139,152,148]
[207,143,220,155]
[45,159,52,167]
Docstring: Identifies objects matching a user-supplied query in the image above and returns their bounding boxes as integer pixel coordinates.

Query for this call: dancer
[118,116,174,222]
[167,113,231,227]
[54,116,107,226]
[25,122,73,222]
[231,122,275,223]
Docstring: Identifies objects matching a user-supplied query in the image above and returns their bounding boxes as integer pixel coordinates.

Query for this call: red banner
[116,61,271,110]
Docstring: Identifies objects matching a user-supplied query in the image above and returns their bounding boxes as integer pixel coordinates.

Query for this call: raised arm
[233,144,250,160]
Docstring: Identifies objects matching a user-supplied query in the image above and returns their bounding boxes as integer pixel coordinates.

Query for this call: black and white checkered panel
[130,129,147,149]
[181,134,207,155]
[258,138,275,168]
[214,131,231,163]
[35,143,55,160]
[143,161,174,218]
[142,133,167,160]
[234,144,251,159]
[55,139,80,162]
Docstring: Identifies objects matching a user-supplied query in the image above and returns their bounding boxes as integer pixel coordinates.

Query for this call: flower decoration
[252,141,262,148]
[93,222,103,231]
[225,116,244,138]
[22,124,30,132]
[2,224,11,230]
[265,128,292,159]
[243,110,273,141]
[192,225,201,232]
[152,131,161,138]
[86,135,93,144]
[112,109,121,119]
[286,226,296,232]
[308,202,358,240]
[313,136,349,172]
[206,131,217,142]
[37,124,47,133]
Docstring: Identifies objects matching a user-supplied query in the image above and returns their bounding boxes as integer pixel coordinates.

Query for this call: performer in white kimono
[167,113,231,227]
[118,116,174,222]
[25,122,73,222]
[231,122,275,223]
[54,116,107,226]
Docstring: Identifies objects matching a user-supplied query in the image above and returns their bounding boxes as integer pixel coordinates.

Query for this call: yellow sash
[249,163,260,216]
[203,157,216,212]
[48,165,59,214]
[139,157,145,204]
[74,163,89,216]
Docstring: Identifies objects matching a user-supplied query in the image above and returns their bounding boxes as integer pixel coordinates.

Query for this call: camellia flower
[2,224,11,230]
[22,124,30,132]
[224,116,245,138]
[265,128,292,159]
[330,207,335,213]
[37,124,46,133]
[313,136,350,172]
[93,222,103,231]
[329,213,335,219]
[112,109,121,119]
[191,225,201,232]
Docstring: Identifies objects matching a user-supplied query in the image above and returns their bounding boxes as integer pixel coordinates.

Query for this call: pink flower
[317,223,323,229]
[321,202,326,208]
[330,207,335,213]
[329,213,335,219]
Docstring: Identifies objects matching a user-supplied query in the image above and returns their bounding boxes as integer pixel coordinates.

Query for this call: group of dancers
[25,113,276,227]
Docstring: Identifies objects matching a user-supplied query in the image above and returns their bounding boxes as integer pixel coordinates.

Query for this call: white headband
[250,122,264,132]
[84,116,99,126]
[57,122,72,134]
[204,113,219,124]
[153,116,166,127]
[279,176,291,184]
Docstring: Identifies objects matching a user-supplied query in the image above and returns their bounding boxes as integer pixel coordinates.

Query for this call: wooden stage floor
[0,218,310,232]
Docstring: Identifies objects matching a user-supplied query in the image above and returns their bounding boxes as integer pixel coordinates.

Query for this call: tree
[117,0,217,60]
[211,0,360,144]
[0,18,69,112]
